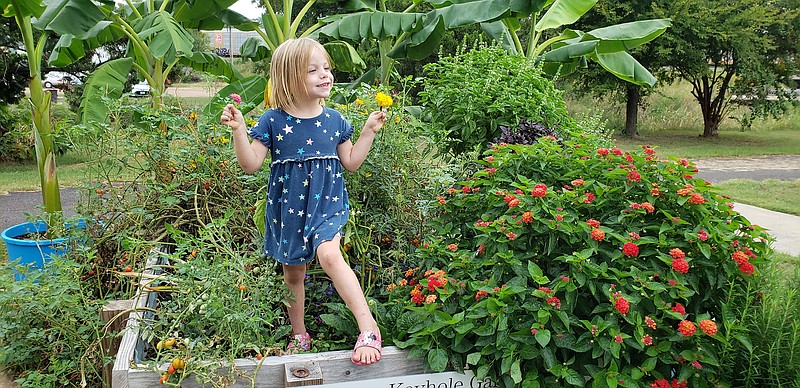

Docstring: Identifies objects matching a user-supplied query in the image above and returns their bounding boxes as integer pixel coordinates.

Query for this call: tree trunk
[624,84,640,137]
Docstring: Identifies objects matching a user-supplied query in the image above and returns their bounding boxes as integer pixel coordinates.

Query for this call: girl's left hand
[365,111,387,134]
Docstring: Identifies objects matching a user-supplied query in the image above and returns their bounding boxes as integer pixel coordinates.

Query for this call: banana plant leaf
[240,36,271,62]
[0,0,45,18]
[584,19,672,53]
[48,22,124,66]
[179,52,243,83]
[134,10,195,63]
[534,0,597,32]
[79,57,134,124]
[318,12,426,41]
[171,0,237,23]
[32,0,111,39]
[323,41,366,73]
[202,75,268,118]
[593,51,657,86]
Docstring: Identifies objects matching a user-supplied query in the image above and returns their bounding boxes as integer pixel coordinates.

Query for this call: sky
[229,0,265,18]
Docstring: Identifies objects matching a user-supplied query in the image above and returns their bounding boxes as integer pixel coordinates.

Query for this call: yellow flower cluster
[375,92,393,107]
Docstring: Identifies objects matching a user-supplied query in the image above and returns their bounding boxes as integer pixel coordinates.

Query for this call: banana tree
[2,0,62,222]
[319,0,670,86]
[36,0,266,123]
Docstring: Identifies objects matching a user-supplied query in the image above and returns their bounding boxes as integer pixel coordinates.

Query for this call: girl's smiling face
[304,48,333,101]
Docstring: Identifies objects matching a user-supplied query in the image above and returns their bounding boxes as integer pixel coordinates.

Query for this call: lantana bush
[386,137,771,387]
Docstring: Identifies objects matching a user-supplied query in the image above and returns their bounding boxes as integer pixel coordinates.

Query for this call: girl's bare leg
[316,236,381,365]
[283,263,307,336]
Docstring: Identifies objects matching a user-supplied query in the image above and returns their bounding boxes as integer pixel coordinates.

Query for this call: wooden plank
[101,299,133,387]
[285,361,323,386]
[125,346,426,387]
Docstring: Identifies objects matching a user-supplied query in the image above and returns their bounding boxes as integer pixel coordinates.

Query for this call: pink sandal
[351,330,382,365]
[287,332,312,353]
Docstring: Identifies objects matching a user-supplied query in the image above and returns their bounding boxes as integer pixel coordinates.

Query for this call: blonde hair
[269,38,330,111]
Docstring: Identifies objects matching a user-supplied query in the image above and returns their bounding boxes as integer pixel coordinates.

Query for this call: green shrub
[419,44,578,157]
[385,139,772,387]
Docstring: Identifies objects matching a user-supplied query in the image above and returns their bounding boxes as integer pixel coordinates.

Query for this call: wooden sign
[307,370,497,388]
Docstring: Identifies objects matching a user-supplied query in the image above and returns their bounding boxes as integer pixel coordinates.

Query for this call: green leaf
[33,0,105,39]
[180,52,242,83]
[466,352,481,365]
[511,359,522,383]
[427,348,448,372]
[202,75,268,118]
[641,357,657,371]
[535,329,551,347]
[1,0,46,18]
[79,57,133,124]
[134,10,195,62]
[319,11,425,41]
[585,19,672,53]
[323,41,366,73]
[240,36,271,62]
[593,51,657,86]
[563,368,583,386]
[535,0,598,32]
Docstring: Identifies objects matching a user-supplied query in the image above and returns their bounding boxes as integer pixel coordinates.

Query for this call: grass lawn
[715,179,800,216]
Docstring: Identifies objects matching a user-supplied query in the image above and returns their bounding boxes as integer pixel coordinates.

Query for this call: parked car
[41,71,82,89]
[130,81,151,97]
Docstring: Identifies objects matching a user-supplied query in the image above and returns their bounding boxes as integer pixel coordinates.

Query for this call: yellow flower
[355,98,365,105]
[376,92,393,107]
[189,112,197,119]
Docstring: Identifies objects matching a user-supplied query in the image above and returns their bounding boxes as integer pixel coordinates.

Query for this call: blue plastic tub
[1,219,88,281]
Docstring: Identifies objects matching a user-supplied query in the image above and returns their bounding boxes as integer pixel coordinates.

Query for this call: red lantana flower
[622,242,639,257]
[521,211,533,224]
[615,297,630,316]
[699,319,718,336]
[645,316,657,330]
[447,243,458,252]
[672,258,690,274]
[531,184,548,198]
[586,219,601,228]
[475,290,488,301]
[583,192,595,203]
[688,193,705,204]
[672,303,686,316]
[669,248,686,260]
[597,148,610,156]
[739,261,755,276]
[547,296,561,309]
[571,179,585,186]
[697,229,709,241]
[590,229,605,241]
[641,334,653,346]
[678,320,696,336]
[627,170,642,182]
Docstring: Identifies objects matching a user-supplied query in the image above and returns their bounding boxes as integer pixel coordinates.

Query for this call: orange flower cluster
[677,320,696,336]
[699,319,718,336]
[732,249,756,276]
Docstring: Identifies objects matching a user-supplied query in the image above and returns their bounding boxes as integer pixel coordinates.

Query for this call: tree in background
[1,17,29,105]
[654,0,799,137]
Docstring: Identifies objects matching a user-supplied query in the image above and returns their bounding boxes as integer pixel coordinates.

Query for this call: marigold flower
[699,319,717,336]
[590,229,605,241]
[672,258,690,274]
[189,111,197,119]
[622,242,639,257]
[521,212,534,224]
[447,243,457,252]
[672,303,686,316]
[641,334,653,346]
[547,296,561,309]
[531,184,548,198]
[669,248,686,260]
[375,92,393,107]
[586,219,601,228]
[627,170,641,182]
[645,316,657,330]
[688,193,705,204]
[425,294,437,304]
[678,320,696,336]
[615,297,630,316]
[404,268,416,277]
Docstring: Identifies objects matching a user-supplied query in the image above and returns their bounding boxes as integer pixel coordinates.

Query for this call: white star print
[288,208,294,214]
[303,180,309,187]
[296,119,301,123]
[315,121,322,127]
[306,138,314,145]
[335,131,341,137]
[283,124,293,134]
[299,194,305,200]
[270,117,274,121]
[298,210,304,217]
[325,113,330,118]
[332,196,339,202]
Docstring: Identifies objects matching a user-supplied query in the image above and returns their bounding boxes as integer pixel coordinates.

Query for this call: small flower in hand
[376,92,393,109]
[229,93,242,105]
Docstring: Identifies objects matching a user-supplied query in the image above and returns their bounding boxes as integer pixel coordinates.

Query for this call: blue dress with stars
[248,107,353,266]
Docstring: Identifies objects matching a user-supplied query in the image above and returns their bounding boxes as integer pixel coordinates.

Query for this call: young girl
[220,38,386,366]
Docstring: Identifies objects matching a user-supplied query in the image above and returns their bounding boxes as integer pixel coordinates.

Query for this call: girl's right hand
[220,104,245,131]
